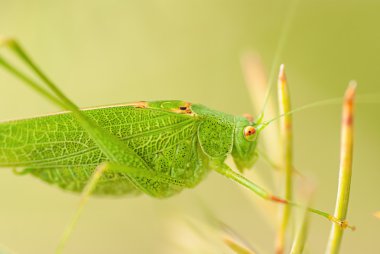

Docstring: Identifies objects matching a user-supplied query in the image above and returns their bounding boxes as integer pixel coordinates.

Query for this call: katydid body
[0,101,258,197]
[0,39,353,253]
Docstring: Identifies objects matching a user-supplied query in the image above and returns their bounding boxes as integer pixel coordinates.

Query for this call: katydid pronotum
[0,38,354,252]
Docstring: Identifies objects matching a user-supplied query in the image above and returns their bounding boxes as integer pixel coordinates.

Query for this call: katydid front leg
[214,162,355,230]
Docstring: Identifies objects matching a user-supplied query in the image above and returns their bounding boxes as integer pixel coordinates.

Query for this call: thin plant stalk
[241,53,279,154]
[240,53,278,227]
[289,209,309,254]
[325,82,357,254]
[289,179,315,254]
[56,163,108,254]
[223,238,257,254]
[275,64,293,254]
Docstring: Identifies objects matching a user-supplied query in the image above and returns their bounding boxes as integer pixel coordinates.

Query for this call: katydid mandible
[0,39,353,246]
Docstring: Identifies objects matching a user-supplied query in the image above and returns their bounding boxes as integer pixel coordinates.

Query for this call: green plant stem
[325,82,356,254]
[241,53,279,156]
[240,53,279,228]
[289,201,310,254]
[275,64,293,254]
[56,163,108,254]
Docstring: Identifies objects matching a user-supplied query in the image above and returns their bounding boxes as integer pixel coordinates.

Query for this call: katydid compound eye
[243,126,257,141]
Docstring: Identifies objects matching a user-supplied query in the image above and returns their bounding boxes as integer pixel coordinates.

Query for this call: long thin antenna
[265,97,344,125]
[259,0,301,116]
[256,92,380,131]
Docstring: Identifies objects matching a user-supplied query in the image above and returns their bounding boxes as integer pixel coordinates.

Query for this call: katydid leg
[214,163,355,230]
[0,39,194,251]
[0,39,161,187]
[0,39,146,164]
[0,39,193,191]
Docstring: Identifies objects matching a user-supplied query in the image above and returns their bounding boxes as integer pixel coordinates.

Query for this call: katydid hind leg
[0,38,194,196]
[0,39,192,249]
[214,163,354,230]
[0,38,77,110]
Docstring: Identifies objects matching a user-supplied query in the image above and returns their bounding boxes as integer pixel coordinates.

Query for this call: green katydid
[0,38,353,252]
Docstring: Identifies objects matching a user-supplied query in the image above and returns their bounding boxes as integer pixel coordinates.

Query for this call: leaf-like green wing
[0,105,209,196]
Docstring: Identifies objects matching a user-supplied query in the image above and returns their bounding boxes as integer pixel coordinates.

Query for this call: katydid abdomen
[0,104,210,196]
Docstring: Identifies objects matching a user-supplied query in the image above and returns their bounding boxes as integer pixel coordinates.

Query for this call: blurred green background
[0,0,379,253]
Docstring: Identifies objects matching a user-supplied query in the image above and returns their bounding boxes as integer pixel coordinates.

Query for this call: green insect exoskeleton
[0,38,353,253]
[0,100,259,198]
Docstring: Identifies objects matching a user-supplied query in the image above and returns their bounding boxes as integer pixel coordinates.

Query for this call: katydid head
[230,89,356,172]
[231,114,266,172]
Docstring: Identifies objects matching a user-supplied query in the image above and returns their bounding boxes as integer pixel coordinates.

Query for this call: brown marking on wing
[125,101,148,108]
